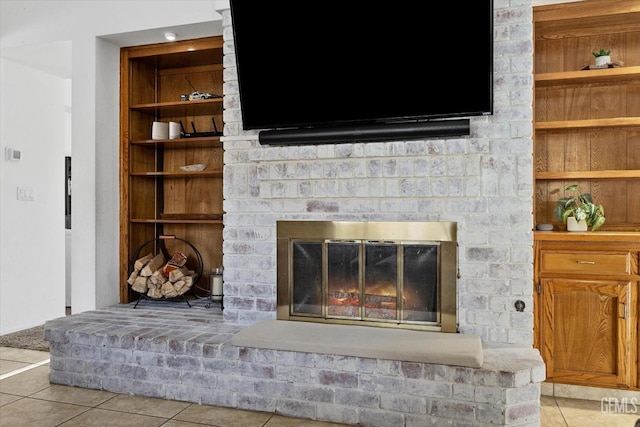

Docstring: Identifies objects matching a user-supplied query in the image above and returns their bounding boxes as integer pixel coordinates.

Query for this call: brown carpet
[0,325,49,352]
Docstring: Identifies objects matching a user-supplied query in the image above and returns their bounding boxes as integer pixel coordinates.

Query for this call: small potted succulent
[592,48,611,66]
[554,184,606,232]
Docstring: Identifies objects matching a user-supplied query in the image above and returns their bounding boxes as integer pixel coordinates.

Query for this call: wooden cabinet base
[535,236,639,390]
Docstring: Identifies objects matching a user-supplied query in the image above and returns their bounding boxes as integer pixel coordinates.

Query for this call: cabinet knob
[576,260,595,264]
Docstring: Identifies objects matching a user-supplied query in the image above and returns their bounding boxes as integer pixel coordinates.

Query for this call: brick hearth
[45,301,544,426]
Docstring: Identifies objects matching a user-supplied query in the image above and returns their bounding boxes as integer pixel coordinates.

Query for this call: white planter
[566,216,588,232]
[595,55,610,66]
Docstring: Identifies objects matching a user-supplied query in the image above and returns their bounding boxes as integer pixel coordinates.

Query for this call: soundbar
[258,119,470,145]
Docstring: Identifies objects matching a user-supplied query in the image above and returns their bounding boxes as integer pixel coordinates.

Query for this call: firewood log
[141,253,166,276]
[173,280,186,293]
[147,284,162,299]
[183,275,193,288]
[132,276,148,293]
[127,270,139,285]
[176,275,194,295]
[168,266,189,282]
[134,253,154,271]
[161,281,178,298]
[150,269,168,285]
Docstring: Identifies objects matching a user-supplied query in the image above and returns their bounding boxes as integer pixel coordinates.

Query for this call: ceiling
[1,20,221,80]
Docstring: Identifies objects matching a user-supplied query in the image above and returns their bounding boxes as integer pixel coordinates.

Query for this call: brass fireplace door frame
[276,221,458,333]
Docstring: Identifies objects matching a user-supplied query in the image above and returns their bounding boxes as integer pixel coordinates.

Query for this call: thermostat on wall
[5,148,22,161]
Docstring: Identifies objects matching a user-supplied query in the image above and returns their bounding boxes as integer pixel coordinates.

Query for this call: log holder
[130,236,204,308]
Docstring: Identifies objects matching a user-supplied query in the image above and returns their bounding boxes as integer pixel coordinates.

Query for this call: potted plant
[554,184,606,231]
[592,48,611,66]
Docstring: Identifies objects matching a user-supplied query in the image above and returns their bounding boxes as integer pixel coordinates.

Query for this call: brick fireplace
[220,2,536,348]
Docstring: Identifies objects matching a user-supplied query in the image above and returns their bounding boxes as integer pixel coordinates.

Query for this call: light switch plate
[17,186,34,201]
[5,148,21,161]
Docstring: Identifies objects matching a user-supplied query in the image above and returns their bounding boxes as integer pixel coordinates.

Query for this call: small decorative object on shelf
[179,164,206,172]
[554,184,606,232]
[592,47,611,67]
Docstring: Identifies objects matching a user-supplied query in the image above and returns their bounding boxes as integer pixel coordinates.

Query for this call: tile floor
[1,346,639,427]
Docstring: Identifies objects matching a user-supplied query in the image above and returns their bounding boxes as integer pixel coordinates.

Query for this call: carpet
[0,325,49,352]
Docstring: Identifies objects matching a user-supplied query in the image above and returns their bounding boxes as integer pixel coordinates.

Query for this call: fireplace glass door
[291,242,323,316]
[290,239,440,326]
[327,242,360,317]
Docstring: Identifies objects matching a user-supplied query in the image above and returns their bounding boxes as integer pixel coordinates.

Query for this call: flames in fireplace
[277,221,458,332]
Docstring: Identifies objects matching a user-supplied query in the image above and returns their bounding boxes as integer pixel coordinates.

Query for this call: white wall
[0,60,67,332]
[0,0,227,334]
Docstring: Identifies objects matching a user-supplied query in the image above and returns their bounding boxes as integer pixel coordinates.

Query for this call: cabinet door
[540,278,632,388]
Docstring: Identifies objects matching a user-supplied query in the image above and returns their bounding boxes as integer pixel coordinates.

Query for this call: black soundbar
[258,119,470,145]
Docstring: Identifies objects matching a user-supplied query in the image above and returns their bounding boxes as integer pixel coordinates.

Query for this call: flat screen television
[229,1,493,144]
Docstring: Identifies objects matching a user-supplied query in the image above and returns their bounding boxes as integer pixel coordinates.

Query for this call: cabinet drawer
[540,251,633,275]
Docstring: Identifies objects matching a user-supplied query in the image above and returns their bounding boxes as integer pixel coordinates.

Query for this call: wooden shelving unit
[533,0,640,391]
[119,37,224,302]
[534,1,640,230]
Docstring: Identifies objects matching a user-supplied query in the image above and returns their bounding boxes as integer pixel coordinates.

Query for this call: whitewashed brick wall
[219,0,534,346]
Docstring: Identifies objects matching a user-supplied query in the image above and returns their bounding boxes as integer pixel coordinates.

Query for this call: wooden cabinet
[536,239,638,389]
[540,278,632,387]
[534,0,640,231]
[119,37,224,302]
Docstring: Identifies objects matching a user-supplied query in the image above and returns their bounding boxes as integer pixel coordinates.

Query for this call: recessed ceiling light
[164,32,176,41]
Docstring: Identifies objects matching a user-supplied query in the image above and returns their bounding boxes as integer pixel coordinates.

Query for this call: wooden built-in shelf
[131,213,223,224]
[535,66,640,87]
[120,36,225,304]
[130,98,222,116]
[536,170,640,180]
[130,218,224,224]
[130,171,223,177]
[533,0,640,392]
[535,117,640,132]
[131,136,221,149]
[535,231,640,243]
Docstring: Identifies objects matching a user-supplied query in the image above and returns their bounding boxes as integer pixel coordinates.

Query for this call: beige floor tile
[0,396,88,427]
[556,397,639,427]
[0,365,51,396]
[57,407,166,427]
[0,392,22,407]
[0,360,31,375]
[174,404,273,427]
[264,414,351,426]
[540,395,567,427]
[31,384,116,407]
[161,421,217,427]
[97,394,191,418]
[0,347,49,364]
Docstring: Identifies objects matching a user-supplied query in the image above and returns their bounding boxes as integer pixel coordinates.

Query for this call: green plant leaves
[553,185,606,231]
[592,47,611,57]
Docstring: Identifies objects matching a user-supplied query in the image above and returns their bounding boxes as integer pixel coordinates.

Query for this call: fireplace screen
[278,221,458,332]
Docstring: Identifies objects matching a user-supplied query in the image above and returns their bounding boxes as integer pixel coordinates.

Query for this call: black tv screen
[230,1,493,139]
